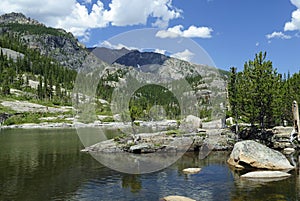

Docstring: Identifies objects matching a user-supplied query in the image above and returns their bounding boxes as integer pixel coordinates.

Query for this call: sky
[0,0,300,74]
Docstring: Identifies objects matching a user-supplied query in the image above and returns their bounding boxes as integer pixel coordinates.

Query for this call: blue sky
[0,0,300,74]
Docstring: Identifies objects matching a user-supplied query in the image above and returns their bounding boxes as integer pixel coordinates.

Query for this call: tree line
[228,51,300,130]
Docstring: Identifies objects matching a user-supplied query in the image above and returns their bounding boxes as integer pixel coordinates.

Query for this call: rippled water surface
[0,129,299,201]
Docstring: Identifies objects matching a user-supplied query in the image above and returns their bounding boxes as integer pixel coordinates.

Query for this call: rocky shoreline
[81,128,236,154]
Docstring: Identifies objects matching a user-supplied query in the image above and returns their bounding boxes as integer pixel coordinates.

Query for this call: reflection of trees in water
[175,151,231,173]
[0,129,102,201]
[121,174,142,193]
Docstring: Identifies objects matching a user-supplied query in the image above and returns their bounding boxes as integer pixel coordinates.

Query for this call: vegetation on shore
[228,51,300,130]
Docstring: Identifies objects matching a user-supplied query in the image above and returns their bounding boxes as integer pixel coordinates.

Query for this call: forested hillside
[0,33,77,104]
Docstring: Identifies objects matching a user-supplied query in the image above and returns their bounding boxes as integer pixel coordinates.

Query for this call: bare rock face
[227,140,294,170]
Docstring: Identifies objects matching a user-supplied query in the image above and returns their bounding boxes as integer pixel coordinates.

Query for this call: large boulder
[227,140,294,170]
[180,115,202,132]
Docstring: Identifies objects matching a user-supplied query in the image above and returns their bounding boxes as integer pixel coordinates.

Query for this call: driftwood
[292,101,300,140]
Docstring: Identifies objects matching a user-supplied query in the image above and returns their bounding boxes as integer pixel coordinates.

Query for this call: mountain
[0,12,228,124]
[87,47,131,65]
[0,12,87,70]
[114,50,169,70]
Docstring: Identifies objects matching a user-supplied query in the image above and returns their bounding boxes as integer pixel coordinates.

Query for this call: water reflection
[0,129,299,201]
[122,175,142,193]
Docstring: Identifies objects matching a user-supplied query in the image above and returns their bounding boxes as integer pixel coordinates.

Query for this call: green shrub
[4,112,41,125]
[102,116,115,122]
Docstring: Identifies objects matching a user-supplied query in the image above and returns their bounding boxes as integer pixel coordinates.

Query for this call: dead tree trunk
[292,101,300,140]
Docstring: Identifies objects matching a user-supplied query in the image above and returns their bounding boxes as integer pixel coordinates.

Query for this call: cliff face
[0,12,87,70]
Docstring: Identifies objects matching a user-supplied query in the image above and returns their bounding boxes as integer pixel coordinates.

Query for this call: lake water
[0,128,299,201]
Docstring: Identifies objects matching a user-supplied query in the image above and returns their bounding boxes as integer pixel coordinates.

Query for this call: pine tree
[228,52,280,129]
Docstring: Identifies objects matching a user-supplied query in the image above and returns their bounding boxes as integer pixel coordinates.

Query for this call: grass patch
[166,129,181,136]
[4,112,41,125]
[3,111,73,125]
[0,103,15,114]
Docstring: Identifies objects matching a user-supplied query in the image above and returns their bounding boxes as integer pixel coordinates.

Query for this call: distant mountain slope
[0,12,87,70]
[87,47,131,64]
[113,50,169,68]
[0,12,228,123]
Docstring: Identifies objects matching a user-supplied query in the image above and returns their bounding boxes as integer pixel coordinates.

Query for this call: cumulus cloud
[171,49,194,62]
[156,25,213,38]
[100,40,139,50]
[0,0,75,26]
[266,31,292,39]
[56,1,107,37]
[154,49,167,54]
[284,9,300,31]
[284,0,300,31]
[0,0,182,39]
[104,0,181,28]
[266,0,300,40]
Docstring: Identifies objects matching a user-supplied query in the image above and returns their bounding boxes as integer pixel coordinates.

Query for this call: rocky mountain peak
[0,12,42,26]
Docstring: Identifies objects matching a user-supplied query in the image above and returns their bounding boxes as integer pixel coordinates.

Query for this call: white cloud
[284,9,300,31]
[56,1,107,37]
[255,42,259,46]
[104,0,181,28]
[154,49,167,54]
[171,49,194,62]
[284,0,300,31]
[0,0,182,39]
[291,0,300,9]
[266,31,292,39]
[156,25,213,38]
[266,0,300,41]
[100,40,139,50]
[0,0,76,26]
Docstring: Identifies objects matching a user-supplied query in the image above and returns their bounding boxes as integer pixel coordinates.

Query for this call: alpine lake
[0,128,299,201]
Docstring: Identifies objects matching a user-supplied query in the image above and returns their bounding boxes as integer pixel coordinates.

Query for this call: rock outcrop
[227,140,294,170]
[180,115,202,132]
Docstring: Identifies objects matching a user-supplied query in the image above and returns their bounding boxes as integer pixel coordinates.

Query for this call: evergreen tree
[228,52,280,129]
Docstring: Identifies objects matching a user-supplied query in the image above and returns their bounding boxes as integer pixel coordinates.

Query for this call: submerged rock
[227,140,294,170]
[283,147,296,155]
[182,168,201,174]
[162,195,196,201]
[241,171,291,179]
